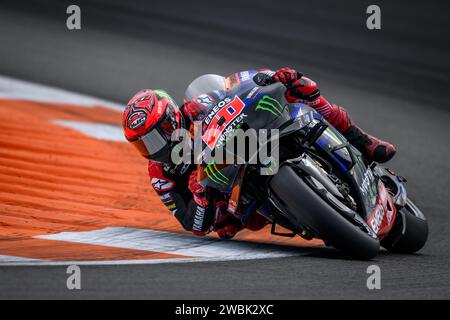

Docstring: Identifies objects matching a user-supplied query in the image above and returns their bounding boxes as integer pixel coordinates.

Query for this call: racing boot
[305,96,397,163]
[283,73,397,164]
[344,123,397,164]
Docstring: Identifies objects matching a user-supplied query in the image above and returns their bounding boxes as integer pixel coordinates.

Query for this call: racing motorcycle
[184,74,428,260]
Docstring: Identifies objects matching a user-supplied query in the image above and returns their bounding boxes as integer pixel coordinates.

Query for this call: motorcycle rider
[122,67,396,239]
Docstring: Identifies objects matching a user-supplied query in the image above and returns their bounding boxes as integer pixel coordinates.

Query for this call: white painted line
[35,227,304,260]
[0,75,123,111]
[0,254,304,267]
[0,255,41,263]
[54,120,125,142]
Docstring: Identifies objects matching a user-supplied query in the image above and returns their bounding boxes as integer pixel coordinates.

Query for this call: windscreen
[184,74,225,101]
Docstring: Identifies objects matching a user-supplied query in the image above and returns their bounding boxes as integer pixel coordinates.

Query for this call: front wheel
[270,165,380,260]
[381,198,428,253]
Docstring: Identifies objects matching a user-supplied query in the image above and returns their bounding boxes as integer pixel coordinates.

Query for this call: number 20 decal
[202,96,245,149]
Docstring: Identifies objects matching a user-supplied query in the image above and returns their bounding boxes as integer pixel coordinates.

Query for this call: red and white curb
[0,75,318,266]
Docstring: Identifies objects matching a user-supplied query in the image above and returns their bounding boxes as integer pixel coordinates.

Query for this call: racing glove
[273,67,321,102]
[188,172,240,238]
[273,67,302,85]
[285,76,321,102]
[213,200,244,240]
[188,169,209,207]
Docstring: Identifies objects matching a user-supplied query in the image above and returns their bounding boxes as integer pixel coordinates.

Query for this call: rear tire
[381,198,428,253]
[270,165,380,260]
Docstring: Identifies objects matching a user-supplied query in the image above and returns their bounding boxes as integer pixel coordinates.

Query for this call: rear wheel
[270,165,380,260]
[381,198,428,253]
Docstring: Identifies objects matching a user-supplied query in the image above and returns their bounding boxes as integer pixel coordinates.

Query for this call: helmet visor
[130,127,168,161]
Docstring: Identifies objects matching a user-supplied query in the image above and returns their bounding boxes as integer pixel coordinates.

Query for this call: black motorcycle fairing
[197,83,298,192]
[191,79,388,237]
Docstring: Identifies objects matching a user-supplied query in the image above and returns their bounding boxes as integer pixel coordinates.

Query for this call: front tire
[381,198,428,253]
[270,165,380,260]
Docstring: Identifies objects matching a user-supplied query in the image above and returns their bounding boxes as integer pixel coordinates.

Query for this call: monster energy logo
[205,161,229,186]
[255,95,283,116]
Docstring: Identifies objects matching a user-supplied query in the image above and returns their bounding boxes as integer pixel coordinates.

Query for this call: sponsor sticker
[246,87,261,100]
[370,203,385,234]
[202,96,246,149]
[196,94,213,108]
[127,109,147,130]
[193,206,206,231]
[360,169,375,196]
[239,71,250,82]
[151,178,174,192]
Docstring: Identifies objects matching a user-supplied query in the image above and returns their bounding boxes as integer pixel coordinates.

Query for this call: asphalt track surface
[0,0,450,299]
